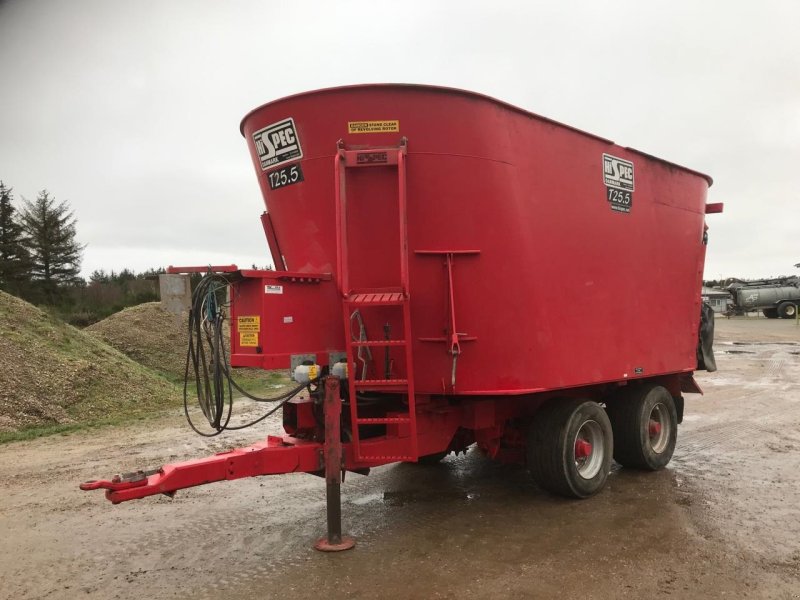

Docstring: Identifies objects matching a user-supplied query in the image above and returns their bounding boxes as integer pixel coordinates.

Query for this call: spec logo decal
[602,153,635,214]
[253,118,303,171]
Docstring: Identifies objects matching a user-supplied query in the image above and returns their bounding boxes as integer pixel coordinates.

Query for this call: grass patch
[0,405,180,444]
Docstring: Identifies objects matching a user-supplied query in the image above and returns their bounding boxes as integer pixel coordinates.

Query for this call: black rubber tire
[762,308,779,319]
[416,451,448,465]
[606,384,677,470]
[527,398,613,499]
[778,302,797,319]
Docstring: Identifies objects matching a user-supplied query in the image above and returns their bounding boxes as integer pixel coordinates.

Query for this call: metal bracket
[415,250,480,388]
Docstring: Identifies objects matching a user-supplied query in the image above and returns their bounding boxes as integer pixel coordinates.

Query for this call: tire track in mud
[677,420,776,453]
[764,357,785,379]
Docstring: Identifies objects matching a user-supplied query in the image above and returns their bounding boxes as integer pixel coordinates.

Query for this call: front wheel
[527,398,613,498]
[607,384,677,470]
[778,302,797,319]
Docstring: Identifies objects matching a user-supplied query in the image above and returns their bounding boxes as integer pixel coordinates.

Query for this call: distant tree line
[0,181,161,325]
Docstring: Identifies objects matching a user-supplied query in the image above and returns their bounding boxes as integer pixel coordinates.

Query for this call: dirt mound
[0,291,180,433]
[87,302,189,380]
[86,302,286,390]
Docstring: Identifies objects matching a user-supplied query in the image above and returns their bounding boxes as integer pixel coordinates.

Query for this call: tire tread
[607,384,677,470]
[528,398,610,498]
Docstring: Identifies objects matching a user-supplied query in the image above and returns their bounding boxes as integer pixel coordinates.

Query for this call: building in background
[702,286,731,314]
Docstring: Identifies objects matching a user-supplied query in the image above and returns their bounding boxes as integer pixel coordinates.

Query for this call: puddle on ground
[733,341,798,346]
[351,488,479,507]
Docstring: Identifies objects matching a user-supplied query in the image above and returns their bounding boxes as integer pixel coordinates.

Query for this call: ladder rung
[356,417,411,425]
[354,379,408,391]
[343,148,401,168]
[347,292,405,306]
[357,455,416,462]
[351,339,407,347]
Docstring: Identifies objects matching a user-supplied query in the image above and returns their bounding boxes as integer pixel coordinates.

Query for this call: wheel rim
[648,403,671,454]
[573,420,604,479]
[787,305,797,317]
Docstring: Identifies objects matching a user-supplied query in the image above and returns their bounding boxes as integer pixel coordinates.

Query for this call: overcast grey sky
[1,0,797,280]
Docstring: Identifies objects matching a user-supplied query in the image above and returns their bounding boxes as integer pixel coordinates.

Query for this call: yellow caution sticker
[237,316,260,332]
[240,332,259,347]
[347,120,399,134]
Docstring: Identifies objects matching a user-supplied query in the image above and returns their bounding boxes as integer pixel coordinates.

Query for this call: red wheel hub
[575,438,593,459]
[649,420,662,437]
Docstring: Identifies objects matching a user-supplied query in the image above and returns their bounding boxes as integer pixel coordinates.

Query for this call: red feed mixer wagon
[81,84,722,551]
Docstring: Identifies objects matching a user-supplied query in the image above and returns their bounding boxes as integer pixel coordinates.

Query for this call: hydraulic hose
[183,272,311,436]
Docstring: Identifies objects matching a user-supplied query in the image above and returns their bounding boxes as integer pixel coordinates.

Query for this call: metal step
[351,339,407,347]
[346,292,405,306]
[357,455,416,462]
[356,416,411,425]
[353,379,408,392]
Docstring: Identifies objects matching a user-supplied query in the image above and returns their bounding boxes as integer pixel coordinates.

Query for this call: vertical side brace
[314,376,355,552]
[260,212,286,271]
[415,250,480,391]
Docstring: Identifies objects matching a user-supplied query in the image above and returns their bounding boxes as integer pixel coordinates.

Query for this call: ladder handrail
[397,142,409,295]
[334,148,348,296]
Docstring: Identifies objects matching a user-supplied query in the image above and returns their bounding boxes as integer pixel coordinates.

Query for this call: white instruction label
[265,285,284,294]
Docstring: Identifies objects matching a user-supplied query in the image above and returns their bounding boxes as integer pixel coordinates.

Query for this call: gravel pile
[86,301,284,389]
[87,302,189,380]
[0,291,179,433]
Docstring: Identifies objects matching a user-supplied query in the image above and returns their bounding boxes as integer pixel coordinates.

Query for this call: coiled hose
[183,272,312,436]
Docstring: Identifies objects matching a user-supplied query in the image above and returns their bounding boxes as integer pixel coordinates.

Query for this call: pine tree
[0,181,30,295]
[19,190,85,301]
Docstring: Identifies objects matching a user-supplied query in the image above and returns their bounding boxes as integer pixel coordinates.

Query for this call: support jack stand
[314,376,355,552]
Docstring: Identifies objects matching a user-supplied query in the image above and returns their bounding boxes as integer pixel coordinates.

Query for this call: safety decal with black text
[253,118,303,171]
[348,120,400,134]
[237,315,260,348]
[602,153,634,214]
[240,332,259,347]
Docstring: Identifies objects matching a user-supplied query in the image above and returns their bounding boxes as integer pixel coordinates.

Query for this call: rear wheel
[527,398,613,498]
[778,302,797,319]
[763,307,779,319]
[607,384,677,470]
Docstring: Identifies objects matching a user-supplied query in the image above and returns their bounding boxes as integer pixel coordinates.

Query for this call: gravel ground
[0,316,798,599]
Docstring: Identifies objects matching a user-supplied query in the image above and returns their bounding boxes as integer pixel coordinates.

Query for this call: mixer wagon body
[82,85,721,549]
[232,84,714,395]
